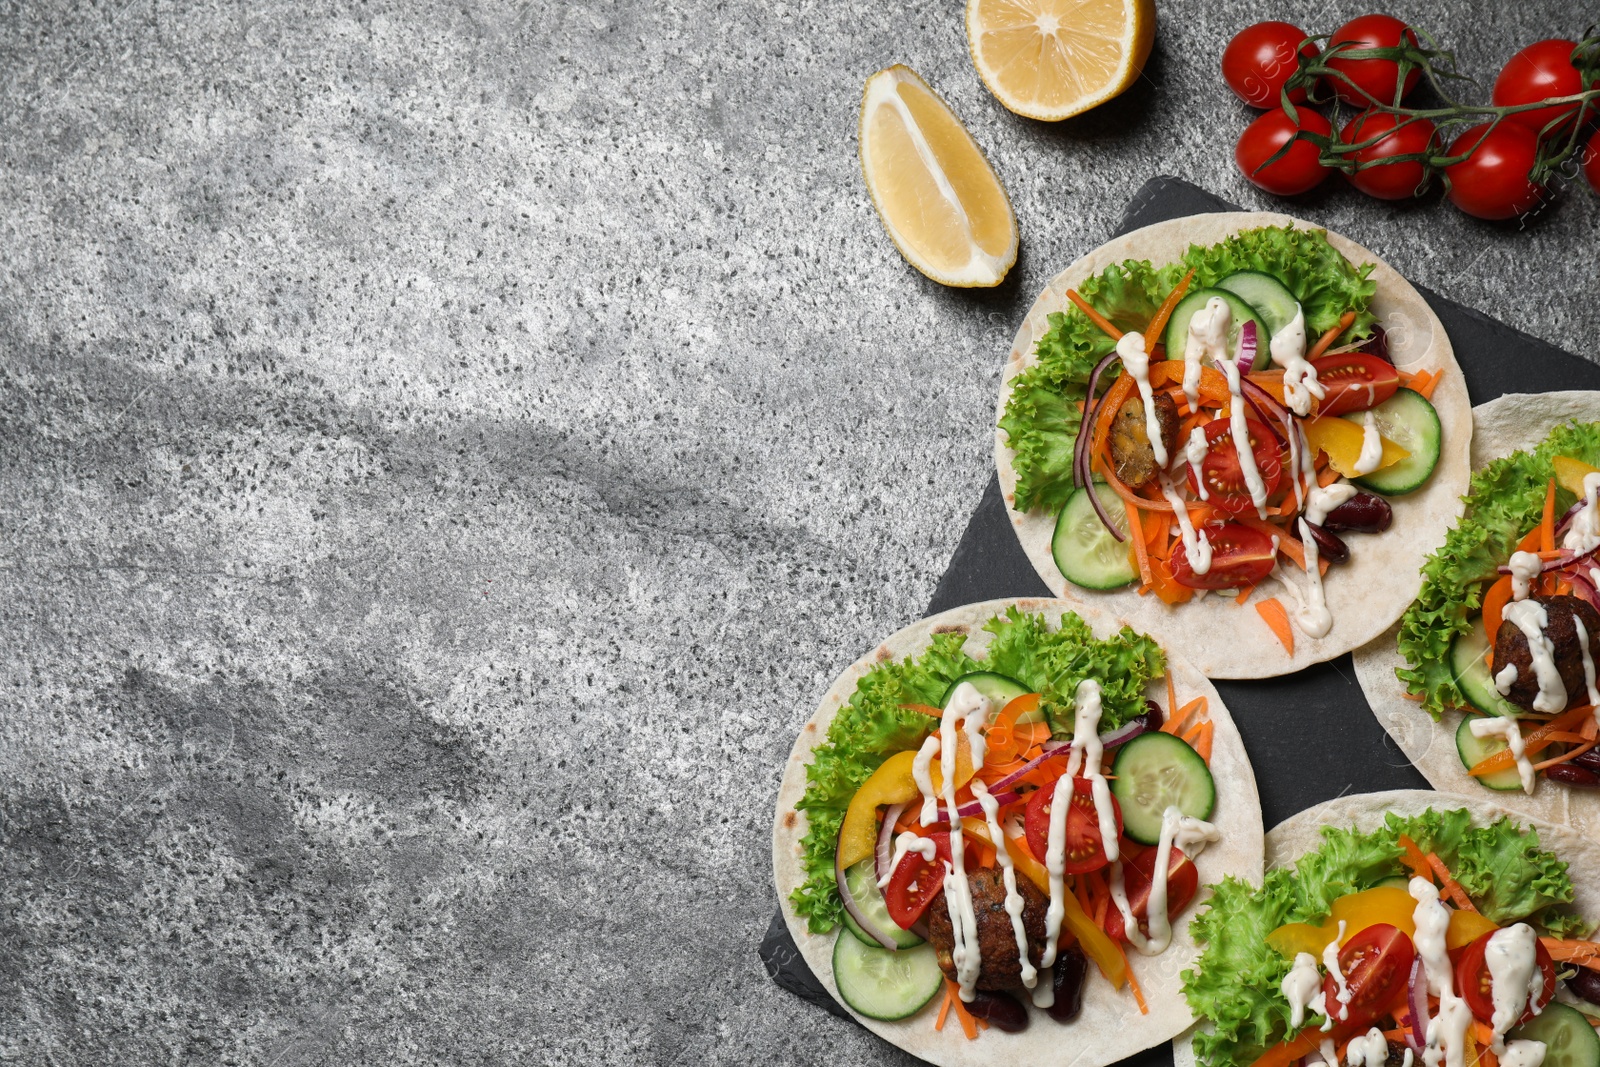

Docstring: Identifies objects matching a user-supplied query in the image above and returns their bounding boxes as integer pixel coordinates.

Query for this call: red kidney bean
[1046,945,1087,1024]
[1321,492,1394,534]
[1304,522,1350,564]
[966,989,1029,1032]
[1568,966,1600,1006]
[1571,746,1600,773]
[1544,763,1600,787]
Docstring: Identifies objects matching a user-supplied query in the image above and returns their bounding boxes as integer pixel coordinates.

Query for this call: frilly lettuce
[1185,808,1586,1067]
[1398,420,1600,716]
[1002,226,1376,514]
[790,609,1164,932]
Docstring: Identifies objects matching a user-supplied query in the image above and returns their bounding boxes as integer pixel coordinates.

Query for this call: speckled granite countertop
[1,0,1594,1063]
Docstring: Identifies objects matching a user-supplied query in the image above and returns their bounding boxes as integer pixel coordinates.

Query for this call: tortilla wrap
[1353,391,1600,841]
[772,597,1266,1067]
[994,212,1473,679]
[1173,788,1600,1067]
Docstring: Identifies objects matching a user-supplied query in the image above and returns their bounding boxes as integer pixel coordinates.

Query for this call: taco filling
[1000,225,1446,652]
[1395,421,1600,794]
[1185,806,1600,1067]
[789,608,1229,1036]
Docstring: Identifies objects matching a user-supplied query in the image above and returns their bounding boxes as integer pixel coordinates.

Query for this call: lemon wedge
[858,65,1018,288]
[966,0,1155,121]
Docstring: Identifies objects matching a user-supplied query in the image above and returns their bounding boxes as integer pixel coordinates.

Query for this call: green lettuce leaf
[1001,226,1376,515]
[1397,420,1600,716]
[1186,808,1585,1067]
[789,609,1164,932]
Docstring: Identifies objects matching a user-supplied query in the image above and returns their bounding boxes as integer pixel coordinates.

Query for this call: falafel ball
[926,867,1050,991]
[1493,594,1600,712]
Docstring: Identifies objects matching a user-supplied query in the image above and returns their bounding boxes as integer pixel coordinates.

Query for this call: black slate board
[761,176,1600,1053]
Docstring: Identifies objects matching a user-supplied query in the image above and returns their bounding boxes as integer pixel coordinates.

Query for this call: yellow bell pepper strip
[1001,832,1127,989]
[1267,887,1420,958]
[1553,454,1600,497]
[837,750,922,869]
[1447,909,1501,951]
[1302,413,1409,478]
[929,730,975,793]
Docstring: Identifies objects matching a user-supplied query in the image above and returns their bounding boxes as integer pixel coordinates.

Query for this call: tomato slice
[883,832,969,930]
[1170,521,1278,590]
[1023,777,1122,876]
[1103,846,1198,943]
[1454,930,1557,1027]
[1320,924,1416,1029]
[1311,352,1401,417]
[1186,417,1284,515]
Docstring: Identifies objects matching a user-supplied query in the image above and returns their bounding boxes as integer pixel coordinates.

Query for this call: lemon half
[967,0,1156,121]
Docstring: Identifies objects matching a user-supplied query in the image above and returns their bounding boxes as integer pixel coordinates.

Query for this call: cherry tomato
[1321,924,1416,1028]
[1493,39,1585,134]
[1454,930,1557,1027]
[1586,130,1600,196]
[1187,417,1284,514]
[1223,21,1319,107]
[1024,777,1121,876]
[1443,122,1546,221]
[1236,107,1332,195]
[1325,15,1420,106]
[1170,521,1278,590]
[884,832,973,929]
[1311,352,1401,417]
[1103,846,1199,943]
[1341,110,1437,200]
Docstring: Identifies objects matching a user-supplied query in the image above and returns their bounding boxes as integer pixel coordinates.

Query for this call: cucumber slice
[1450,616,1523,718]
[1162,287,1273,370]
[1348,388,1442,496]
[1510,1002,1600,1067]
[1109,731,1217,846]
[1455,715,1525,792]
[1053,482,1138,591]
[942,671,1040,724]
[1216,271,1300,338]
[842,859,925,949]
[832,930,944,1021]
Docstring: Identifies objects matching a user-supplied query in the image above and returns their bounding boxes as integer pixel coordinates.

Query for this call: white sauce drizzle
[930,683,993,1001]
[1218,355,1271,517]
[1295,517,1334,639]
[1187,425,1211,501]
[1485,924,1546,1052]
[1412,876,1474,1067]
[913,734,942,825]
[1503,599,1568,713]
[1576,615,1600,708]
[1183,297,1232,411]
[1306,481,1358,528]
[1109,806,1219,957]
[1346,1028,1390,1067]
[879,832,938,888]
[1041,680,1116,975]
[973,779,1038,995]
[1495,663,1520,696]
[1117,331,1167,467]
[1269,304,1326,418]
[1352,411,1384,477]
[1500,1043,1547,1067]
[1471,716,1536,794]
[1322,921,1351,1025]
[1282,952,1328,1029]
[1161,473,1212,576]
[1508,551,1543,603]
[1562,472,1600,554]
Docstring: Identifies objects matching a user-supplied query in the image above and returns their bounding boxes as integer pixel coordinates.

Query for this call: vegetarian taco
[995,212,1472,679]
[772,598,1264,1066]
[1176,790,1600,1067]
[1355,392,1600,838]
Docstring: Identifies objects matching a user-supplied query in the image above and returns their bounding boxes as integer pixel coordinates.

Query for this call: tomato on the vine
[1321,924,1416,1028]
[1024,777,1121,876]
[1235,107,1331,195]
[1341,110,1436,200]
[1443,122,1546,221]
[1170,522,1278,590]
[1454,930,1557,1027]
[1103,846,1198,943]
[1223,22,1319,107]
[1492,39,1585,135]
[1325,15,1420,106]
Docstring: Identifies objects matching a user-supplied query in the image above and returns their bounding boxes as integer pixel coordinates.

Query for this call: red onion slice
[931,790,1023,824]
[1572,570,1600,612]
[1406,955,1428,1052]
[1497,539,1600,576]
[875,801,907,883]
[1076,350,1121,490]
[1235,320,1258,376]
[835,826,899,949]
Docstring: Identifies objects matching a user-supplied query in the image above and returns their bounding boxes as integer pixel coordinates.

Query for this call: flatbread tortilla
[1174,789,1600,1067]
[994,212,1473,679]
[1354,392,1600,841]
[772,597,1266,1067]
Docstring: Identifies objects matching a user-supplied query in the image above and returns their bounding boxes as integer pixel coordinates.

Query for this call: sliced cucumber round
[1450,615,1522,718]
[1110,731,1217,845]
[1509,1002,1600,1067]
[832,929,944,1021]
[841,859,924,949]
[1162,287,1272,370]
[1216,271,1300,338]
[1348,388,1441,496]
[1053,482,1137,591]
[942,671,1040,724]
[1455,715,1525,792]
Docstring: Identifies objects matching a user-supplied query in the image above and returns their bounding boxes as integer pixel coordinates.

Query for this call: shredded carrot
[946,979,979,1039]
[1481,574,1514,643]
[1396,834,1434,883]
[1426,852,1477,912]
[1166,671,1178,722]
[1187,720,1215,763]
[1144,268,1196,342]
[1541,477,1557,554]
[934,984,952,1031]
[1091,870,1110,929]
[1308,311,1358,361]
[1127,498,1154,588]
[1470,705,1595,775]
[1113,940,1149,1015]
[1074,873,1093,918]
[1412,369,1441,401]
[1543,939,1600,970]
[1255,597,1296,656]
[1165,696,1207,735]
[1235,581,1260,606]
[1585,715,1599,742]
[1534,740,1600,771]
[1068,290,1124,340]
[1317,464,1340,488]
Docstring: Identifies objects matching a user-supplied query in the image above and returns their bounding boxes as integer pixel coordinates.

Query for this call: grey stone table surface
[1,0,1595,1063]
